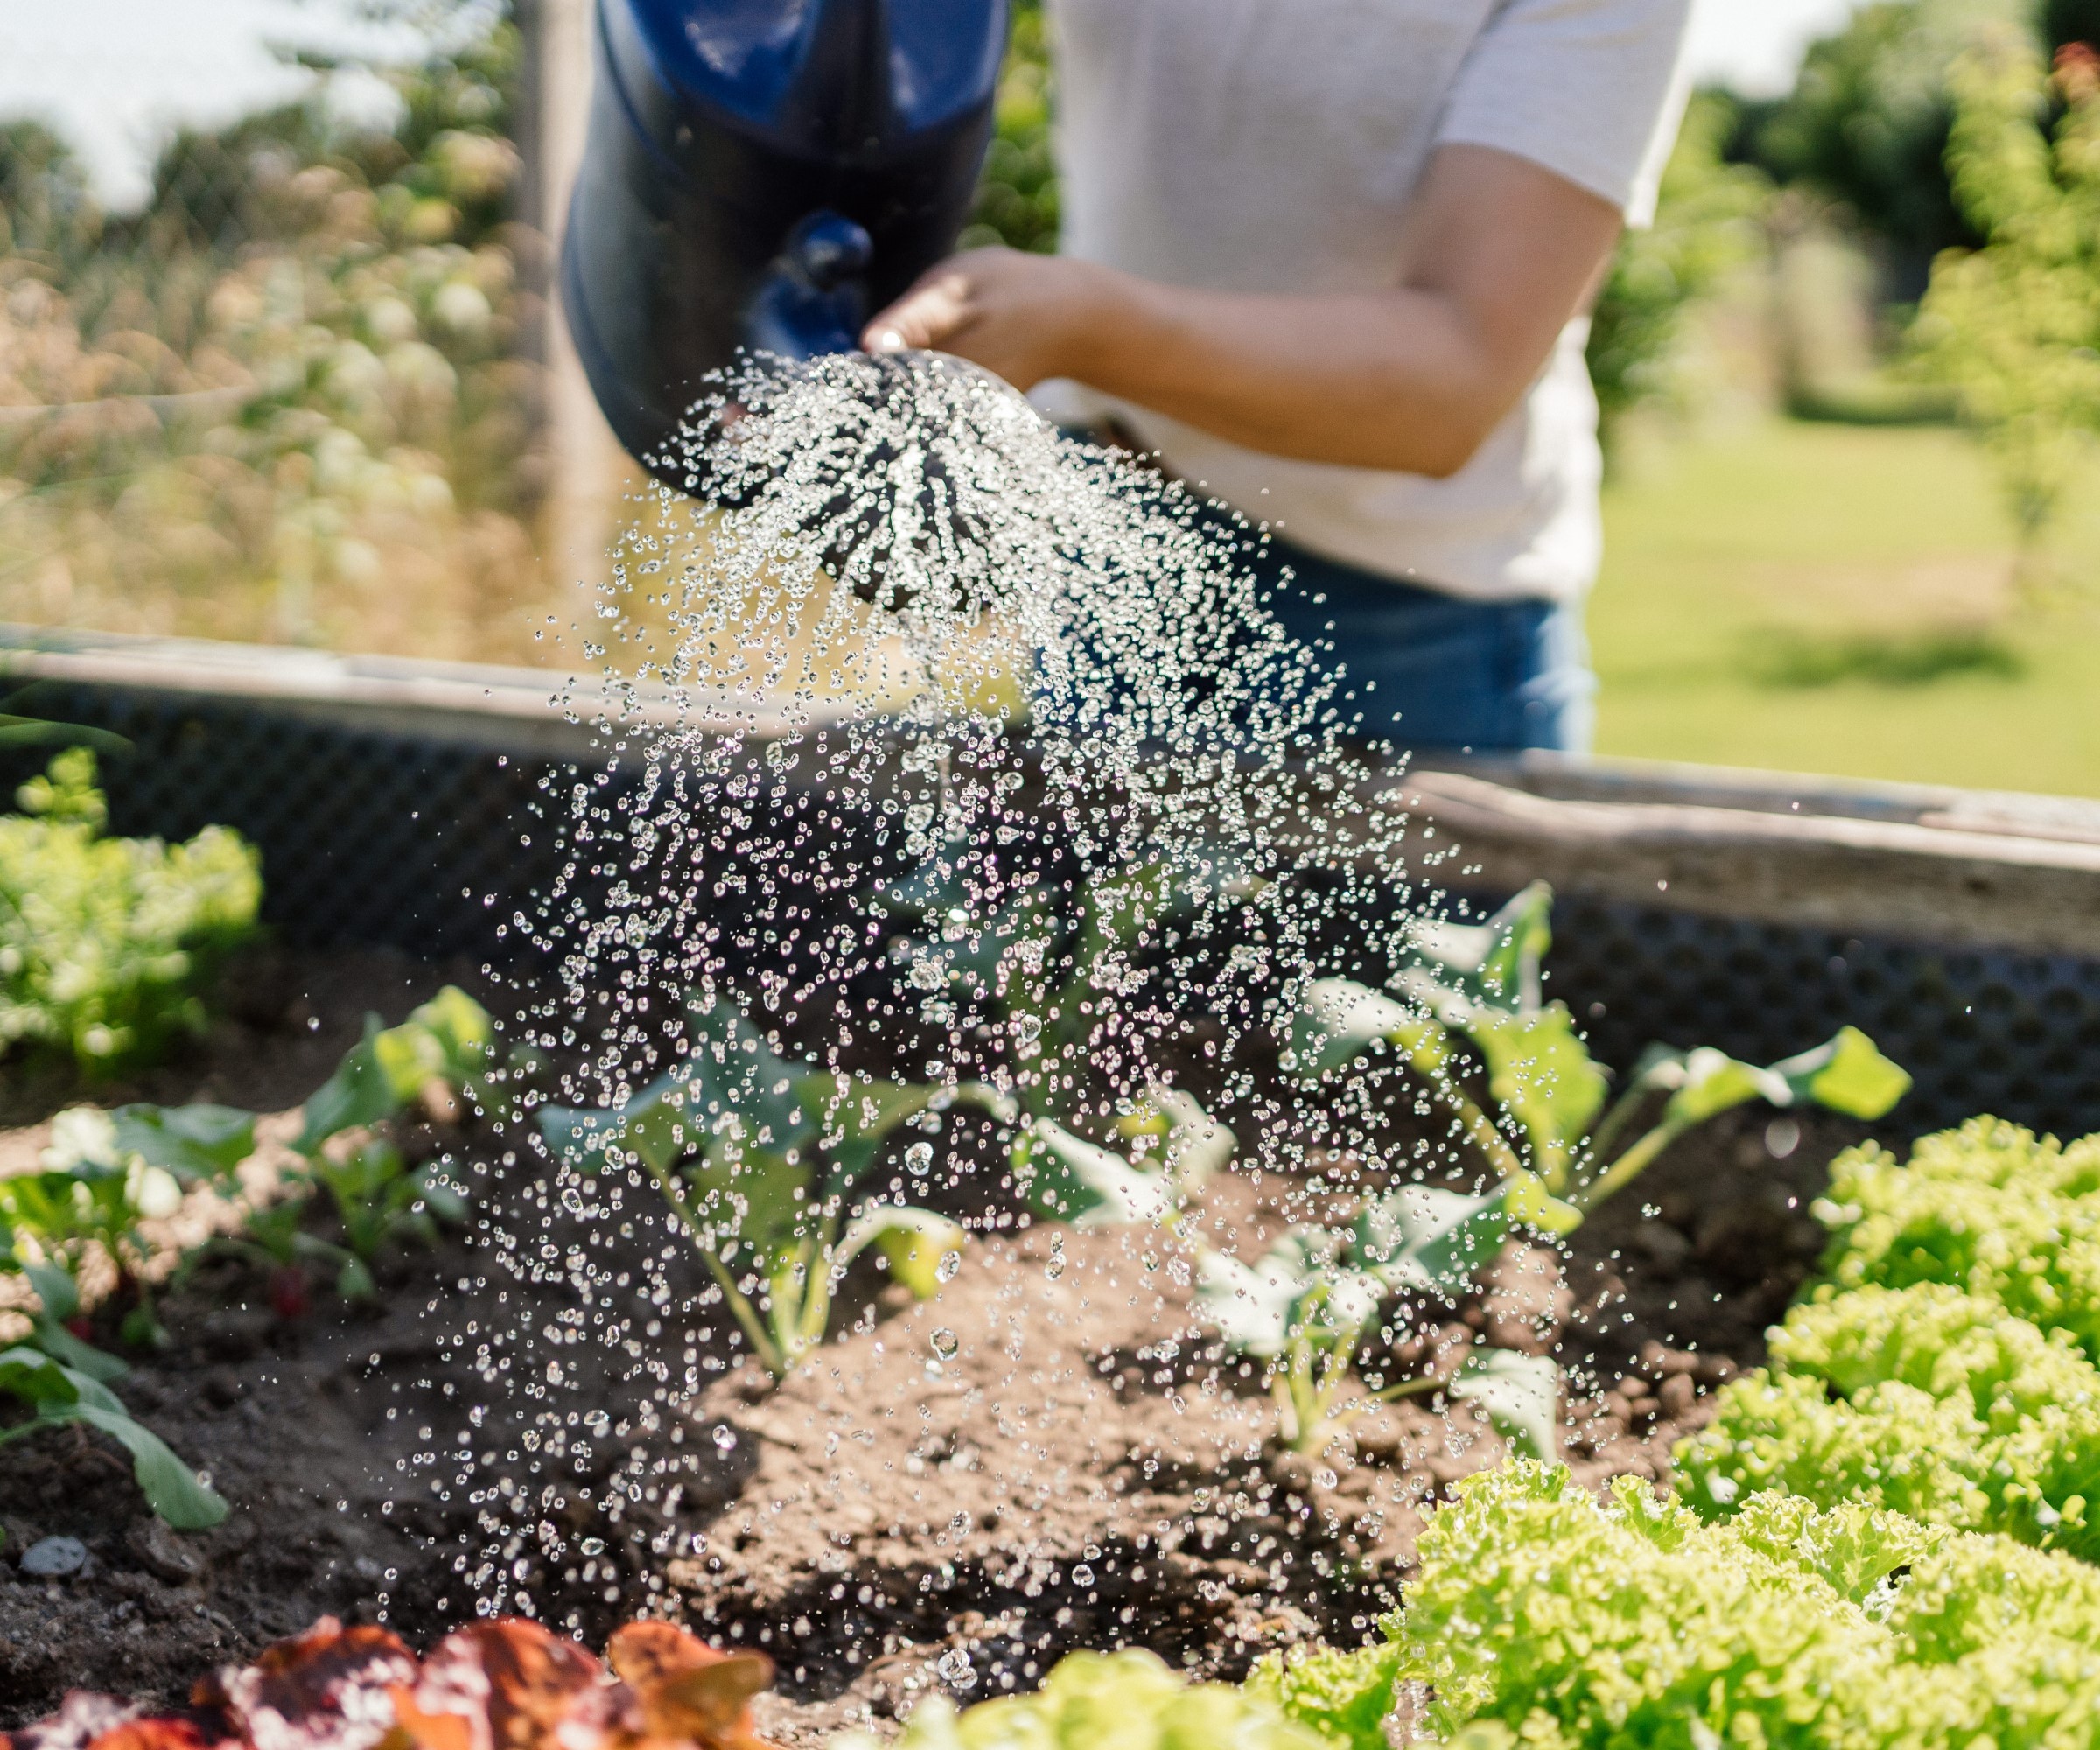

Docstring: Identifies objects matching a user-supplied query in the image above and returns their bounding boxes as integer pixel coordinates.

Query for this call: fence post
[515,0,633,617]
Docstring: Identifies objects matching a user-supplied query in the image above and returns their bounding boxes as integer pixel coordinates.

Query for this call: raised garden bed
[0,942,1874,1734]
[4,631,2099,1746]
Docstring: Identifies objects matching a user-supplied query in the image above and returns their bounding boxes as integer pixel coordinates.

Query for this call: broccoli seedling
[539,998,1013,1380]
[1005,1089,1554,1459]
[282,985,494,1292]
[878,840,1256,1122]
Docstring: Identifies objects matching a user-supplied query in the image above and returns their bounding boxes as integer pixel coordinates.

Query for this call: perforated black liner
[5,676,2095,1140]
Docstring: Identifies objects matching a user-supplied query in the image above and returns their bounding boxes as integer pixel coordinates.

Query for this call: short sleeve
[1435,0,1695,228]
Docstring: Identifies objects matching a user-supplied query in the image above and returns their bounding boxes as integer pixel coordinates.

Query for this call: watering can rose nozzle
[561,0,1009,486]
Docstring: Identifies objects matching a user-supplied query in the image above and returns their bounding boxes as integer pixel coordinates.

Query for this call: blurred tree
[1587,90,1773,458]
[1912,31,2100,588]
[963,0,1058,253]
[0,122,102,267]
[1743,0,2100,301]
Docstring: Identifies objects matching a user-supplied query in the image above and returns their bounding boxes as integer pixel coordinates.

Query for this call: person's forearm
[863,149,1623,479]
[1067,270,1516,478]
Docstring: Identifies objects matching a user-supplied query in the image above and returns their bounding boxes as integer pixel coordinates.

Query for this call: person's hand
[861,248,1123,390]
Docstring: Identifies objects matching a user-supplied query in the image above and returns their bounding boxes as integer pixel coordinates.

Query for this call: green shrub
[0,748,261,1074]
[1256,1460,2100,1750]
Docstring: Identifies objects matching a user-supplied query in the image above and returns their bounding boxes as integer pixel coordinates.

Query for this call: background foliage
[0,24,542,655]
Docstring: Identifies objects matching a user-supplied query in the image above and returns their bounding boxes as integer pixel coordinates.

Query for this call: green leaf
[1660,1046,1792,1129]
[66,1402,227,1528]
[336,1255,376,1300]
[686,1144,816,1268]
[108,1103,255,1183]
[1011,1121,1179,1228]
[405,986,497,1080]
[1502,1172,1585,1238]
[0,1343,84,1408]
[1403,883,1555,1016]
[538,1068,699,1178]
[1353,1185,1514,1299]
[802,1074,940,1187]
[1285,978,1438,1081]
[1459,1006,1609,1185]
[681,1001,815,1154]
[1448,1348,1560,1465]
[836,1206,965,1299]
[1194,1243,1318,1360]
[1774,1026,1912,1121]
[295,1016,398,1153]
[21,1260,79,1323]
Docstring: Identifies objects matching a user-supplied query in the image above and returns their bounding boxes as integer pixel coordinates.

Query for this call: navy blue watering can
[562,0,1011,481]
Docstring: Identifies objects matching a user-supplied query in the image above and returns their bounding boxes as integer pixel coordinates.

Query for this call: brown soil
[0,952,1874,1735]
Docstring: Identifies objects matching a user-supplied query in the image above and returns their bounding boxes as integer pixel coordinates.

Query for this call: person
[861,0,1696,756]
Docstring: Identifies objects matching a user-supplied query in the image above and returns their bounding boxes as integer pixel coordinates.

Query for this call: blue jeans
[1250,530,1597,756]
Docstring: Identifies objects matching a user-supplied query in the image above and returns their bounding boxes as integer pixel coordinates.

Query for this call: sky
[2,0,1867,211]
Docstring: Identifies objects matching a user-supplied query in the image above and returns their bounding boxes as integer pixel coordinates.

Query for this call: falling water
[437,352,1486,1714]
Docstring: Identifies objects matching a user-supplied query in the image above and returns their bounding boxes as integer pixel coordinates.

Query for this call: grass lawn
[1591,416,2100,799]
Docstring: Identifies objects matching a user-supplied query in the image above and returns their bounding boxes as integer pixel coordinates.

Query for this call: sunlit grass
[1592,416,2100,798]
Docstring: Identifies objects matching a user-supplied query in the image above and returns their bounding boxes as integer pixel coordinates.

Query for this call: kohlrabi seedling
[1289,883,1912,1236]
[1196,1182,1559,1458]
[540,998,1013,1380]
[878,842,1256,1122]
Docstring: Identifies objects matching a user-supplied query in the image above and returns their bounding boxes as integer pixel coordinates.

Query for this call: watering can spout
[561,0,1008,487]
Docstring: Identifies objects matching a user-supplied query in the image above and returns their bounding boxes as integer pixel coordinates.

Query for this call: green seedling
[878,843,1256,1121]
[1004,1088,1552,1459]
[181,987,496,1312]
[294,984,503,1152]
[0,1342,225,1529]
[1288,882,1912,1229]
[1196,1183,1558,1458]
[0,747,261,1075]
[540,999,1013,1379]
[1,1101,254,1347]
[279,984,494,1294]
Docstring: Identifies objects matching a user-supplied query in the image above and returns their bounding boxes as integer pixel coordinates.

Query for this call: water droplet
[930,1327,959,1360]
[935,1648,977,1690]
[712,1424,738,1453]
[935,1248,962,1283]
[906,1140,934,1176]
[1070,1562,1094,1588]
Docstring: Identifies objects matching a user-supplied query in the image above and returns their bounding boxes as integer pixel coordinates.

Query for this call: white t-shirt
[1033,0,1695,603]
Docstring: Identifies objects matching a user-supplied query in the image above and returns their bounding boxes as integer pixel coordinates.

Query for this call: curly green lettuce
[0,749,261,1074]
[838,1650,1327,1750]
[1312,1460,2100,1750]
[1816,1118,2100,1362]
[1678,1282,2100,1558]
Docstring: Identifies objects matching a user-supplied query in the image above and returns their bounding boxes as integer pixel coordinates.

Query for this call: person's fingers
[863,272,975,354]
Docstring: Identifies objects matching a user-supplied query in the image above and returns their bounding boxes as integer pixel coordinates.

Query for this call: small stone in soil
[19,1536,88,1577]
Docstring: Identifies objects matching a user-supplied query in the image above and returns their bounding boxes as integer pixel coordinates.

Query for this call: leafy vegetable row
[542,877,1911,1457]
[1,985,508,1528]
[1682,1118,2100,1560]
[0,750,260,1074]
